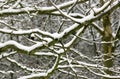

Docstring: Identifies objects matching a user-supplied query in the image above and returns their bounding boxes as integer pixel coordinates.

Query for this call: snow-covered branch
[18,54,61,79]
[0,0,88,16]
[0,0,119,78]
[9,0,21,9]
[49,0,120,24]
[0,0,119,54]
[0,70,14,75]
[0,28,54,38]
[0,51,16,60]
[7,57,45,72]
[58,69,89,79]
[85,65,120,79]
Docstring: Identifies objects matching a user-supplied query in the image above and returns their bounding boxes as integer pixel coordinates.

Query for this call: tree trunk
[102,14,114,79]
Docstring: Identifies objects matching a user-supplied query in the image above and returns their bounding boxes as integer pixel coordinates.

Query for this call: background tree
[0,0,120,79]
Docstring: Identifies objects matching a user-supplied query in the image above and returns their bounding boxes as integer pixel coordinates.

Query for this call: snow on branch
[0,0,119,79]
[18,54,61,79]
[95,0,120,19]
[59,57,120,76]
[58,69,89,79]
[18,73,47,79]
[49,0,120,24]
[0,0,119,56]
[35,51,57,56]
[9,0,21,9]
[0,51,16,60]
[92,0,113,15]
[52,11,104,34]
[51,11,85,18]
[0,23,82,54]
[51,26,86,55]
[70,48,95,62]
[0,0,88,16]
[0,70,14,75]
[0,28,54,38]
[7,57,45,72]
[0,40,50,54]
[85,65,120,79]
[0,20,17,30]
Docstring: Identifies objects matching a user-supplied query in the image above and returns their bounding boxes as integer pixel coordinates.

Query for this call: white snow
[0,0,119,79]
[93,0,111,14]
[0,40,44,53]
[9,0,21,9]
[0,51,16,59]
[0,0,81,15]
[35,52,57,56]
[65,26,85,47]
[18,73,47,79]
[18,55,60,79]
[0,28,54,38]
[7,58,45,72]
[0,70,14,74]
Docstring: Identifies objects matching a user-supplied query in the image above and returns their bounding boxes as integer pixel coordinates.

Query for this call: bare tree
[0,0,120,79]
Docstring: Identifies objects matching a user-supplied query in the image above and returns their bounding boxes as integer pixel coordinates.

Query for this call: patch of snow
[35,52,57,56]
[18,73,47,79]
